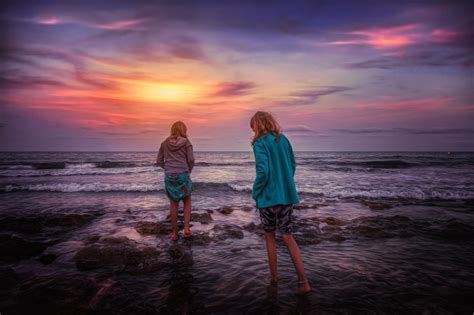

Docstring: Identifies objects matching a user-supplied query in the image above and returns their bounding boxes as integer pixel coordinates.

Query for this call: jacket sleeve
[186,140,195,172]
[252,140,269,201]
[156,143,165,168]
[287,137,296,176]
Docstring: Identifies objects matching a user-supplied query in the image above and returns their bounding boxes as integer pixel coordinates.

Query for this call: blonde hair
[250,111,281,144]
[170,121,188,138]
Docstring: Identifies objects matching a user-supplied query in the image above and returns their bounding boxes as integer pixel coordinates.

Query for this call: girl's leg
[265,231,278,284]
[282,234,311,294]
[170,199,179,239]
[183,195,192,234]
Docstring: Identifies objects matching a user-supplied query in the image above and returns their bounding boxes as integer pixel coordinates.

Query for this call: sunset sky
[1,0,473,151]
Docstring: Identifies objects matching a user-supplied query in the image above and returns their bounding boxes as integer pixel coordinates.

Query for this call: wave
[195,161,254,167]
[2,181,472,201]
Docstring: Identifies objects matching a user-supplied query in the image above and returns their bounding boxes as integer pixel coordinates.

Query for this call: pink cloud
[355,97,453,111]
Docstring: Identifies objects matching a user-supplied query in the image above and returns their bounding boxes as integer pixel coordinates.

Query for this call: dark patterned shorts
[258,204,294,234]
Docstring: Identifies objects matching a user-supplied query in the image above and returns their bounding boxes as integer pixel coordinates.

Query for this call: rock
[45,213,99,227]
[190,212,213,224]
[0,216,43,234]
[361,201,393,211]
[428,219,474,240]
[241,206,253,212]
[217,206,234,215]
[206,209,214,214]
[83,235,101,244]
[293,222,322,245]
[167,244,193,266]
[212,224,244,240]
[187,231,213,245]
[38,253,58,265]
[0,267,19,289]
[242,222,265,237]
[326,234,346,242]
[347,215,412,239]
[322,217,347,226]
[0,235,47,261]
[74,238,163,274]
[32,162,66,169]
[134,221,171,235]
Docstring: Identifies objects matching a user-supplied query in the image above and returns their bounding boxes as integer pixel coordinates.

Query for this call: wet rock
[206,209,214,214]
[325,234,346,242]
[0,267,19,289]
[45,213,100,227]
[0,216,43,234]
[361,201,393,211]
[134,221,171,235]
[0,234,47,261]
[347,215,413,239]
[213,224,244,240]
[83,235,101,244]
[187,231,212,245]
[167,244,193,266]
[241,206,254,212]
[243,222,265,237]
[294,204,319,210]
[323,217,347,226]
[191,212,213,224]
[14,274,100,314]
[38,253,58,265]
[32,162,66,169]
[292,220,322,245]
[217,206,234,215]
[74,238,163,274]
[428,219,474,240]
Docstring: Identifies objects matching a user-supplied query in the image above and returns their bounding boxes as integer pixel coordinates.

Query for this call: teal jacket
[252,132,300,208]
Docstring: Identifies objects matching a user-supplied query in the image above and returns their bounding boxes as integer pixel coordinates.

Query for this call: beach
[0,151,473,314]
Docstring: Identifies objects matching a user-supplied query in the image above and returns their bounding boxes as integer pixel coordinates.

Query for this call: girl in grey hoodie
[157,121,195,241]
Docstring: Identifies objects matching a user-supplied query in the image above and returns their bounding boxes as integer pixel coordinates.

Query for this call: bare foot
[296,279,311,295]
[170,233,179,241]
[183,228,193,238]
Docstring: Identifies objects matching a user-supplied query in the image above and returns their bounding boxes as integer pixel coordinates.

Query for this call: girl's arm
[252,140,269,201]
[186,140,195,172]
[156,143,165,168]
[288,138,296,176]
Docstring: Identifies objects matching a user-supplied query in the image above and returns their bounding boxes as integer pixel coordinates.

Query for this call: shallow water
[1,152,473,314]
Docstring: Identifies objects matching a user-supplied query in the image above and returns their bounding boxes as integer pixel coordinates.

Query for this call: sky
[0,0,473,151]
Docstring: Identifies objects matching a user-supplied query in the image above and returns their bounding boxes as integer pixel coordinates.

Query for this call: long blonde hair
[170,121,188,138]
[250,111,281,144]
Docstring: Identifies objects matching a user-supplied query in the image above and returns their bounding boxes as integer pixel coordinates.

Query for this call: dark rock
[38,253,58,265]
[428,219,474,240]
[32,162,66,169]
[293,221,322,245]
[243,222,265,237]
[0,234,47,261]
[134,221,171,235]
[74,238,163,274]
[187,231,212,245]
[361,201,393,211]
[347,215,412,239]
[213,224,244,240]
[206,209,214,214]
[241,206,254,212]
[45,213,99,227]
[0,267,19,289]
[191,212,213,224]
[167,244,193,266]
[217,206,234,215]
[0,216,43,234]
[83,235,101,244]
[322,217,347,226]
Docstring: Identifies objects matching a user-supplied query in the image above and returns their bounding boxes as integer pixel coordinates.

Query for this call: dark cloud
[0,74,70,89]
[273,86,354,107]
[346,51,474,69]
[212,81,256,97]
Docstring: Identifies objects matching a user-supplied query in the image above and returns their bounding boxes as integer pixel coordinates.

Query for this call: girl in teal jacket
[250,111,311,295]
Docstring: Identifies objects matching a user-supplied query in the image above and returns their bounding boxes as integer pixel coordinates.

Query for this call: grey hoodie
[156,136,195,174]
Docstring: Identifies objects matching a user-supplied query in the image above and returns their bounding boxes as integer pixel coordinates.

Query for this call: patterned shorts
[164,170,192,201]
[258,204,294,234]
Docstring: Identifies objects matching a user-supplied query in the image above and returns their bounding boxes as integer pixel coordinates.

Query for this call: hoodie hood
[166,136,188,152]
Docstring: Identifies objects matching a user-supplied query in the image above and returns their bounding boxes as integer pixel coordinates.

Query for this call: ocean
[1,151,473,313]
